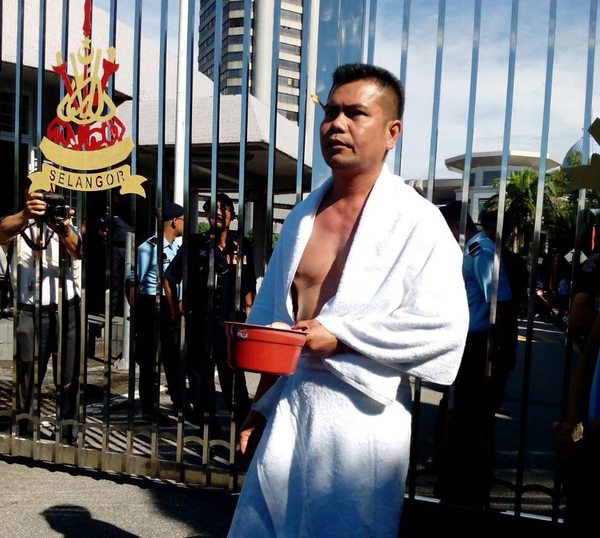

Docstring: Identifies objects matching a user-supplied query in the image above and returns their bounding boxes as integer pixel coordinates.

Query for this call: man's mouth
[327,139,348,149]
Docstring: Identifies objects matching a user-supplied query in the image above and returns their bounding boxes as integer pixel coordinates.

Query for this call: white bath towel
[246,165,469,405]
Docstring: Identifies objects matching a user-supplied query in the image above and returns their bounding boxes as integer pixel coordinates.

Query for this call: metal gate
[2,0,599,529]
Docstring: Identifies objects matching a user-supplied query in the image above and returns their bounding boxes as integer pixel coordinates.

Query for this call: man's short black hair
[203,193,236,217]
[330,63,405,120]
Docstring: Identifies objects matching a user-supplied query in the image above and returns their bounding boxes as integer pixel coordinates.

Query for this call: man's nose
[330,112,347,131]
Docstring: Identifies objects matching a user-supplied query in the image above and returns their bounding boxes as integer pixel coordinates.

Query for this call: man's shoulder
[466,232,494,258]
[138,235,158,251]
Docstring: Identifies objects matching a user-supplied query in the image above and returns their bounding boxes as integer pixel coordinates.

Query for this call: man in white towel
[227,63,469,537]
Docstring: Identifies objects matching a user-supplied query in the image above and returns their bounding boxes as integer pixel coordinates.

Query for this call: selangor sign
[28,0,147,197]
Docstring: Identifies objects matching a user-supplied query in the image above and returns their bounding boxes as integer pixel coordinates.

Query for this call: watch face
[572,422,584,442]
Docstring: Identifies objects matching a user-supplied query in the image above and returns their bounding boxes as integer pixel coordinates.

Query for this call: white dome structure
[562,135,600,168]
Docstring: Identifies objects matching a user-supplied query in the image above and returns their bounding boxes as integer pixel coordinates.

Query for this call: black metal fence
[2,0,600,531]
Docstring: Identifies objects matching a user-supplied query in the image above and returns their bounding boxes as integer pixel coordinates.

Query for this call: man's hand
[291,318,345,358]
[46,208,76,238]
[238,410,267,463]
[26,191,75,238]
[23,191,47,222]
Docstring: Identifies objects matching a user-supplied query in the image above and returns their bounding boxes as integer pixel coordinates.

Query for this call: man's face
[319,79,401,174]
[173,215,184,237]
[205,202,232,230]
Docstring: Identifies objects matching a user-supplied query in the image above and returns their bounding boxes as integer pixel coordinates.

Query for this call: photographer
[0,187,83,444]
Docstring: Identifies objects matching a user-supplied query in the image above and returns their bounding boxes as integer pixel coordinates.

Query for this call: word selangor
[31,163,145,195]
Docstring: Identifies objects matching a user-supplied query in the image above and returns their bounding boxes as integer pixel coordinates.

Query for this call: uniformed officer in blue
[435,200,513,507]
[135,201,184,423]
[164,193,256,432]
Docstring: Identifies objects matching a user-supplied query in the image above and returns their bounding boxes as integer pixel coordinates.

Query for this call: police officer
[135,201,184,422]
[435,201,513,506]
[164,193,256,431]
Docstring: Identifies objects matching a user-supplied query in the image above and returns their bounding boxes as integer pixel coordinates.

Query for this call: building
[198,0,308,123]
[444,150,561,221]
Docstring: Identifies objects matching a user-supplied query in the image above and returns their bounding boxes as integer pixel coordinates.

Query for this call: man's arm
[554,309,600,464]
[0,193,43,243]
[52,220,83,260]
[238,373,279,461]
[0,192,82,259]
[163,248,183,325]
[136,242,153,287]
[164,276,182,326]
[242,290,254,319]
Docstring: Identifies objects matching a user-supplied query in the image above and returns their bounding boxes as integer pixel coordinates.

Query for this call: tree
[482,168,558,254]
[482,154,600,259]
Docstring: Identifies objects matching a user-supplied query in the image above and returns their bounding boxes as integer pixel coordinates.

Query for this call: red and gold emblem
[29,0,146,197]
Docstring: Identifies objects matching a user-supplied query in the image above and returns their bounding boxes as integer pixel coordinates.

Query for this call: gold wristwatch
[572,421,584,443]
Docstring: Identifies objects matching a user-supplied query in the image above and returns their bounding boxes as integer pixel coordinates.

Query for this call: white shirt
[15,222,80,306]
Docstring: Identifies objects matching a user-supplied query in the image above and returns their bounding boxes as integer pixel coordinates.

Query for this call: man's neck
[215,227,229,249]
[330,165,383,201]
[163,225,176,244]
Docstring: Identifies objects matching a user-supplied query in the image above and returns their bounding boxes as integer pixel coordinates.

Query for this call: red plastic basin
[225,321,307,375]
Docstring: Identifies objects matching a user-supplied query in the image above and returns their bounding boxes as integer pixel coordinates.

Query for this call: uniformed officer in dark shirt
[164,193,256,430]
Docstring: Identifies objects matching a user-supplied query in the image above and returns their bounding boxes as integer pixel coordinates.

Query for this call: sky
[93,0,600,181]
[374,0,600,179]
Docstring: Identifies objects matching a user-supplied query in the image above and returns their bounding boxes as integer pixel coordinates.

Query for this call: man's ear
[386,120,402,151]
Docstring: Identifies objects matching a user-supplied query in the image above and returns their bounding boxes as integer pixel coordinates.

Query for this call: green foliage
[481,155,600,256]
[198,221,210,234]
[245,229,279,249]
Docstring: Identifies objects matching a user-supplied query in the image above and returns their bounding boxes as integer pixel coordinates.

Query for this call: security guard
[164,193,256,431]
[135,201,184,422]
[435,201,513,506]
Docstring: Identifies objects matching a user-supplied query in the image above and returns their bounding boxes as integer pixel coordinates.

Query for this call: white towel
[247,165,469,405]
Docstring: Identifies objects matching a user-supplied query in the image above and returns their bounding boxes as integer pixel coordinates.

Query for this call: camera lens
[50,206,70,223]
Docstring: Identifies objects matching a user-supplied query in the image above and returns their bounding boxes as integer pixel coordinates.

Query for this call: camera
[36,191,70,224]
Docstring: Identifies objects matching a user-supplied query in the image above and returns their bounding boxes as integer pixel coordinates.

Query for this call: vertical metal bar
[366,0,377,65]
[485,0,519,512]
[309,0,341,189]
[101,0,119,471]
[173,0,196,475]
[35,0,51,451]
[74,0,88,459]
[11,0,26,446]
[438,2,481,501]
[264,0,283,268]
[571,0,598,280]
[206,0,225,485]
[458,0,482,246]
[125,0,143,473]
[229,0,254,490]
[394,0,411,176]
[425,0,446,204]
[150,0,170,469]
[492,0,519,322]
[518,0,557,517]
[295,0,313,205]
[53,0,72,455]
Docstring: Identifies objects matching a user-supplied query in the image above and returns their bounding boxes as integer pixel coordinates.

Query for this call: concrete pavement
[0,455,238,537]
[0,454,569,538]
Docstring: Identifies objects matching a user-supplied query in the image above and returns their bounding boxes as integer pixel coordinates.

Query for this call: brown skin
[238,78,402,460]
[0,188,82,260]
[553,308,600,464]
